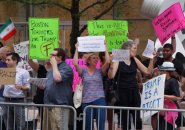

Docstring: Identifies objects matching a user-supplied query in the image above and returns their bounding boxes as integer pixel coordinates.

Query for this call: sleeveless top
[118,57,138,89]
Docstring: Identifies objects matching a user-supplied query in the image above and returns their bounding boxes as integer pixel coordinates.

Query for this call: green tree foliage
[0,0,128,56]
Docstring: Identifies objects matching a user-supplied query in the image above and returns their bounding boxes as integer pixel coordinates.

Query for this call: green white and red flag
[0,18,16,41]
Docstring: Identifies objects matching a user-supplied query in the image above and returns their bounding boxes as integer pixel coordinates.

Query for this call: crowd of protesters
[0,35,185,130]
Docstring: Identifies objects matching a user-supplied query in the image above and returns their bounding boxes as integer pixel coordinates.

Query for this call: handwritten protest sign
[29,18,59,59]
[152,3,185,44]
[78,36,105,52]
[0,68,16,85]
[112,49,130,63]
[141,74,166,121]
[142,39,155,59]
[88,20,128,52]
[65,59,101,91]
[13,41,32,71]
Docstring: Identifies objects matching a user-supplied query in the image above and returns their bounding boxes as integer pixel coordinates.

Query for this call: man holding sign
[3,52,30,130]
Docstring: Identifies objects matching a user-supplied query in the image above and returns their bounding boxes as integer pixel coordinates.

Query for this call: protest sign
[88,20,128,52]
[65,59,101,91]
[142,39,155,59]
[0,68,16,85]
[141,74,166,121]
[28,78,47,89]
[29,18,59,59]
[112,49,130,63]
[78,36,105,52]
[152,3,185,44]
[13,41,33,71]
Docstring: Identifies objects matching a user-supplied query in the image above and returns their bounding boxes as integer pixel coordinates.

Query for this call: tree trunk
[70,0,80,57]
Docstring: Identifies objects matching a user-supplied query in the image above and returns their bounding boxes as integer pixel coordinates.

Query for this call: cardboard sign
[141,74,166,121]
[65,59,101,91]
[78,36,105,52]
[29,18,59,60]
[142,39,155,59]
[88,20,128,52]
[0,68,16,85]
[152,3,185,44]
[13,41,33,71]
[112,49,130,63]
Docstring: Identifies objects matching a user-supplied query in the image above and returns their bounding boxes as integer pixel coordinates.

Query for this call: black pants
[118,88,142,130]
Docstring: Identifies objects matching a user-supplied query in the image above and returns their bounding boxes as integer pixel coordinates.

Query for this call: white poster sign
[112,49,130,63]
[141,74,166,121]
[13,41,32,71]
[28,78,47,88]
[142,39,155,59]
[78,36,105,52]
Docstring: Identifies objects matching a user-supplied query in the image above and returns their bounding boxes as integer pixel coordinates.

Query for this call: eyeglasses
[50,54,57,56]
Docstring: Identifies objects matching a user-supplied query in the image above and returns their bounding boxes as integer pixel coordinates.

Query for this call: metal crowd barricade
[83,105,185,130]
[0,102,77,130]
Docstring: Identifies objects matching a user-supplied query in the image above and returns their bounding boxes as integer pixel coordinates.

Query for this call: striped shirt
[81,68,105,103]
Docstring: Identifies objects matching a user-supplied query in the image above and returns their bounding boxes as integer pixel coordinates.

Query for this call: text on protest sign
[13,41,32,71]
[29,18,59,60]
[78,36,105,52]
[112,49,130,63]
[142,39,155,59]
[152,3,185,44]
[88,20,128,52]
[0,68,16,85]
[141,74,166,121]
[65,59,101,91]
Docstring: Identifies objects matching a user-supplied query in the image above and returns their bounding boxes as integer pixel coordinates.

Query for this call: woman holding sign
[108,40,154,130]
[157,62,182,130]
[73,43,110,130]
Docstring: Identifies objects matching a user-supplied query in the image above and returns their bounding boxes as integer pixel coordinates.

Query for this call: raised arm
[108,60,119,79]
[50,57,62,82]
[171,36,176,54]
[73,43,82,75]
[28,59,39,72]
[101,43,110,75]
[134,57,153,76]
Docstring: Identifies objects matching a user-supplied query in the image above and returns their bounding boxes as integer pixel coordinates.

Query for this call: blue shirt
[44,62,73,105]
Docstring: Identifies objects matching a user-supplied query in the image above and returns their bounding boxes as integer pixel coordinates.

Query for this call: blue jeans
[82,98,106,130]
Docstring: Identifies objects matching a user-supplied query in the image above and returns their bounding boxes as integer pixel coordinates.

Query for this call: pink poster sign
[65,59,101,91]
[152,2,185,44]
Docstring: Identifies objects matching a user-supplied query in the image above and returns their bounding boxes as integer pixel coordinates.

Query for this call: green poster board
[88,20,128,52]
[29,18,59,59]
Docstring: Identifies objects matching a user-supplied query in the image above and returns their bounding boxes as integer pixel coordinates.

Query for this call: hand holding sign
[112,49,130,64]
[28,78,47,88]
[78,36,105,52]
[142,39,155,59]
